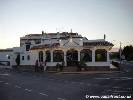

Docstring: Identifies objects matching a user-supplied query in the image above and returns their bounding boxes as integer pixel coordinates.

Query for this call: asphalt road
[0,69,133,100]
[120,61,133,72]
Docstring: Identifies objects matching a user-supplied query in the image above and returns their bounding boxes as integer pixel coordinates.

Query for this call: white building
[0,31,113,70]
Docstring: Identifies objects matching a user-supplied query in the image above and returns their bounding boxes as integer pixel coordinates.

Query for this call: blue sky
[0,0,133,49]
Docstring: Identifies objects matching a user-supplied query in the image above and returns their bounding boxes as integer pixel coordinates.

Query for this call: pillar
[107,51,110,62]
[43,51,46,62]
[78,50,80,61]
[50,50,53,62]
[64,51,67,66]
[92,49,95,62]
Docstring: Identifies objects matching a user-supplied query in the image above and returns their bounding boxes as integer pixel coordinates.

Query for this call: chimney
[70,29,72,33]
[104,34,106,40]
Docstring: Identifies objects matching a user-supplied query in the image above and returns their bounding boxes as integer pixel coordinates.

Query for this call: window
[22,56,24,60]
[6,55,10,59]
[8,56,10,59]
[35,39,41,44]
[27,55,30,60]
[26,44,30,51]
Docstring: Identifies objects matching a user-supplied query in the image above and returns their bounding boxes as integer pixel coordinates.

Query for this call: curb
[56,71,120,74]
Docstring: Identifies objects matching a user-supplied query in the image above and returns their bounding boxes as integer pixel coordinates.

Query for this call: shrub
[56,63,63,71]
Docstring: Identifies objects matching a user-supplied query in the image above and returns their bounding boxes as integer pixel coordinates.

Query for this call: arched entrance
[45,50,51,62]
[53,50,64,62]
[95,49,107,61]
[66,49,78,66]
[80,49,92,62]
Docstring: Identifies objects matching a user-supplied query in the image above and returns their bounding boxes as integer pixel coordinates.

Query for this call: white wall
[0,51,13,68]
[86,62,110,66]
[19,51,38,66]
[0,52,12,61]
[46,62,62,67]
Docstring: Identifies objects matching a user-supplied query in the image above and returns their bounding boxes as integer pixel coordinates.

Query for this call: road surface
[0,69,133,100]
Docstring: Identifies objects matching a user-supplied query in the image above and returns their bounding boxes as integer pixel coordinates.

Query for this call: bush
[78,61,87,71]
[56,63,63,71]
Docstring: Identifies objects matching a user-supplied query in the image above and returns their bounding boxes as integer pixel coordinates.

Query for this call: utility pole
[119,42,122,70]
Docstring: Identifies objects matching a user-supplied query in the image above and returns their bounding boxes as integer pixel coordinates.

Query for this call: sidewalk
[50,71,120,74]
[0,65,12,69]
[0,66,120,75]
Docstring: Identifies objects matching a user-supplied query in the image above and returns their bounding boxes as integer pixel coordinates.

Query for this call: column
[32,51,38,65]
[107,51,110,62]
[78,50,80,62]
[92,49,95,62]
[43,51,46,62]
[50,50,53,62]
[64,51,67,66]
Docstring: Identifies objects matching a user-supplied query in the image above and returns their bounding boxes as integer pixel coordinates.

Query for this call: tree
[122,45,133,61]
[110,52,119,60]
[15,54,20,66]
